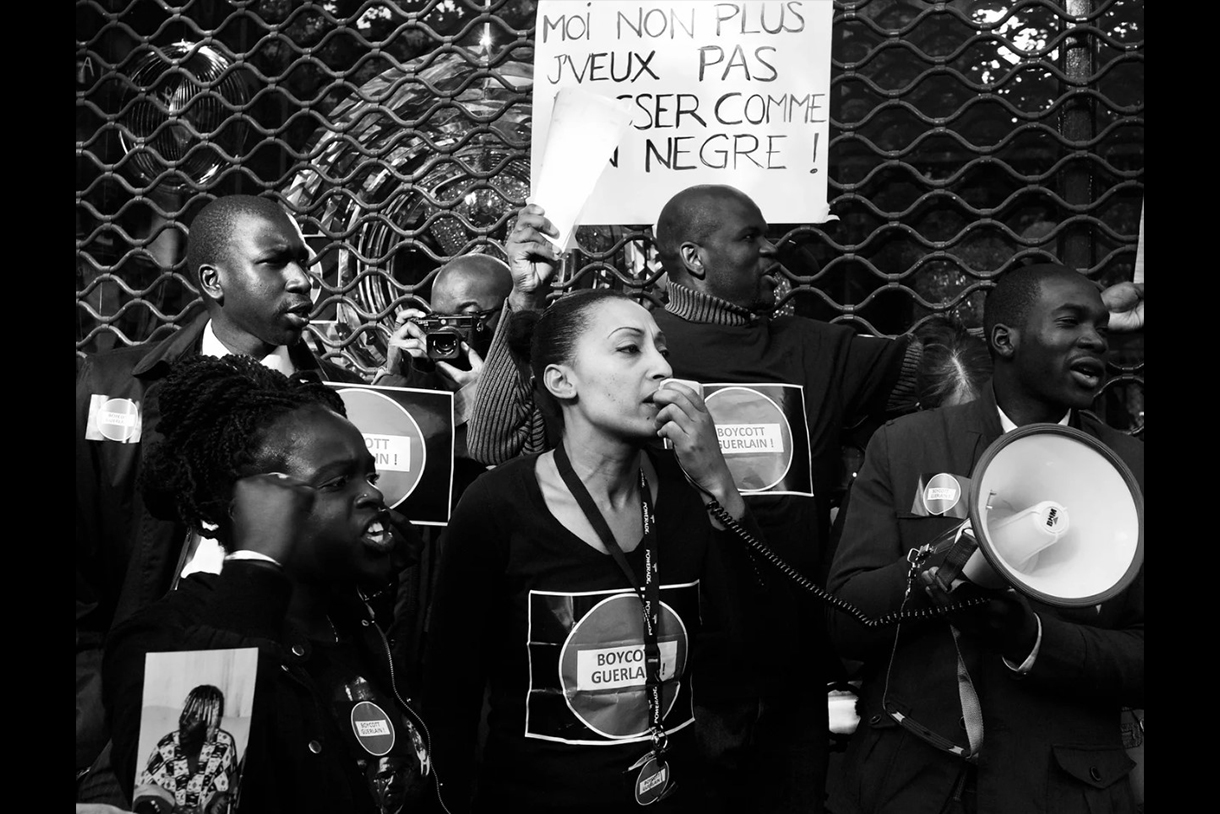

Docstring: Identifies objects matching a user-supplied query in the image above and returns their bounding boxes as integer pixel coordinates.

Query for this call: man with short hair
[376,253,512,438]
[430,252,514,323]
[76,194,360,794]
[824,263,1143,814]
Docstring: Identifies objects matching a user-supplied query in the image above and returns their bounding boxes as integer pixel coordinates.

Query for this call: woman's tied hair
[139,354,346,540]
[180,684,225,732]
[913,317,992,409]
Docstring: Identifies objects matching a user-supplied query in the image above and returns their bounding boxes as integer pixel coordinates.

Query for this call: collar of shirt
[997,404,1070,433]
[201,319,295,376]
[664,281,760,327]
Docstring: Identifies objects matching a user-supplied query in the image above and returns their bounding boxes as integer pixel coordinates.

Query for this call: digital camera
[410,313,492,362]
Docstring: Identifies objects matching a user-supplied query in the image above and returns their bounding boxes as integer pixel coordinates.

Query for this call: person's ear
[543,363,577,400]
[199,264,224,301]
[991,323,1017,361]
[679,243,706,280]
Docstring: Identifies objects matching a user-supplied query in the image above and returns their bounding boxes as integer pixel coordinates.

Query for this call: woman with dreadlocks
[102,354,446,814]
[133,684,237,813]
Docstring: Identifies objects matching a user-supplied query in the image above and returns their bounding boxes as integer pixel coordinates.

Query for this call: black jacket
[103,561,446,813]
[825,384,1143,814]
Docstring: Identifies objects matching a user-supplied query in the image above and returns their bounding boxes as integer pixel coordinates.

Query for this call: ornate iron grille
[76,0,1143,435]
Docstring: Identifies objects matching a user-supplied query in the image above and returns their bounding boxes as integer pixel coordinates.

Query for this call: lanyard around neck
[552,442,668,749]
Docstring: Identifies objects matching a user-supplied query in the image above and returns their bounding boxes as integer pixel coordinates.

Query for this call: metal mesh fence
[76,0,1143,435]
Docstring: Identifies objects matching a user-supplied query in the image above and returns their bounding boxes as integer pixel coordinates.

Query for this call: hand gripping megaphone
[702,422,1144,621]
[697,421,1144,751]
[922,423,1144,607]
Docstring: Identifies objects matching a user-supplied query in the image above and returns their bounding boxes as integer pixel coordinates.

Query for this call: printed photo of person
[131,648,257,814]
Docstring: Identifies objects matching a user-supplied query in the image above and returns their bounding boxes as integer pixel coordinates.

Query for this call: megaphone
[925,423,1144,607]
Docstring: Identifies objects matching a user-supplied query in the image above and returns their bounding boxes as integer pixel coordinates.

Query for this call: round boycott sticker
[336,388,427,509]
[350,700,396,756]
[921,473,962,516]
[703,386,794,492]
[635,756,671,805]
[97,397,141,443]
[558,594,688,739]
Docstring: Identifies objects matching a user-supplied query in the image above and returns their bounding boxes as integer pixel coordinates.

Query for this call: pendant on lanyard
[553,443,676,805]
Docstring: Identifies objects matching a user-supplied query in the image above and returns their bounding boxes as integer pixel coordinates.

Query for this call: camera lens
[426,329,462,361]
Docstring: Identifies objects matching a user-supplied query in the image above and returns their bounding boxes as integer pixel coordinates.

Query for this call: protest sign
[533,0,836,227]
[701,382,813,496]
[330,383,456,526]
[525,584,698,745]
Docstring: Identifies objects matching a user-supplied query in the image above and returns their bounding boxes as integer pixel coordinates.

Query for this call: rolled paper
[530,87,634,251]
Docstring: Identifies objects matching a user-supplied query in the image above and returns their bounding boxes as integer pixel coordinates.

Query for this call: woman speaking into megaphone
[824,264,1144,814]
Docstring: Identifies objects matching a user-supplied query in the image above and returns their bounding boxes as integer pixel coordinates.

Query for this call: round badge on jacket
[95,397,142,442]
[921,473,962,516]
[351,700,396,756]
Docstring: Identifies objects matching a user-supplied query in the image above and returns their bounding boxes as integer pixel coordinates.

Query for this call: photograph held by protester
[133,684,237,814]
[102,354,439,814]
[825,264,1144,814]
[422,289,763,813]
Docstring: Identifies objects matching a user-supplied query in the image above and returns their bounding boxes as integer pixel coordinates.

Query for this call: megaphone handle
[930,524,979,591]
[702,498,989,627]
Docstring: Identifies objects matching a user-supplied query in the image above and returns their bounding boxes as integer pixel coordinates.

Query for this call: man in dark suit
[825,263,1144,814]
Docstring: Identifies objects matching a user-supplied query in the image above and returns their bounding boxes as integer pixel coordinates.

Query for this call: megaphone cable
[702,498,988,627]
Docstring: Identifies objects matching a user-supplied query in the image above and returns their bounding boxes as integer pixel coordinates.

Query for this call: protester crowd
[77,187,1144,814]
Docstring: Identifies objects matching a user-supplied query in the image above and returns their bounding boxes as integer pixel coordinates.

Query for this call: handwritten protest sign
[532,0,835,227]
